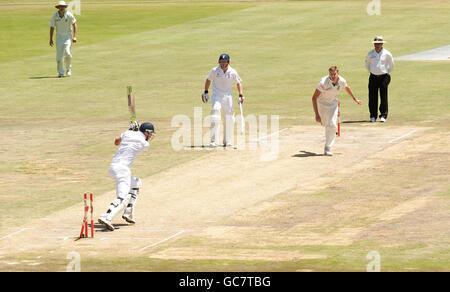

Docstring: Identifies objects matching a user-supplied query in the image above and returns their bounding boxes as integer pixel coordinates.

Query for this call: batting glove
[129,120,140,131]
[238,95,245,104]
[202,91,209,103]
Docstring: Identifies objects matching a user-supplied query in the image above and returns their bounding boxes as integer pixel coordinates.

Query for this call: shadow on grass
[29,76,61,79]
[342,120,371,124]
[292,151,324,158]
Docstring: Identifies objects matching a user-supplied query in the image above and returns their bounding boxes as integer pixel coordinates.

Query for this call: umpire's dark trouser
[368,73,391,119]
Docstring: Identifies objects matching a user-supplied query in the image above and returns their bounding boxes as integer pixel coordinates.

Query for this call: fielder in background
[202,54,245,148]
[98,122,155,231]
[49,1,77,78]
[312,66,362,156]
[365,36,394,123]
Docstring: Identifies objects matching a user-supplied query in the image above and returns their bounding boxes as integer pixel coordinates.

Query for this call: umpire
[365,36,394,122]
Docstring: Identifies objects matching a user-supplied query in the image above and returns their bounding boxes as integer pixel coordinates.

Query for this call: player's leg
[56,41,65,77]
[210,96,222,147]
[63,39,73,77]
[325,108,338,155]
[379,74,390,121]
[122,177,142,224]
[368,74,379,122]
[222,95,235,147]
[98,166,132,231]
[318,102,338,155]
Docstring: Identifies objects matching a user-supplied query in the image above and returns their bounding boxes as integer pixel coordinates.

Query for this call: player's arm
[237,83,245,104]
[312,89,321,123]
[72,22,77,43]
[49,27,54,46]
[237,83,243,96]
[204,79,211,92]
[345,86,362,104]
[202,79,211,103]
[114,137,121,146]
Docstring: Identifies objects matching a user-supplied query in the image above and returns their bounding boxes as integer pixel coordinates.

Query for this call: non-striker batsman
[202,54,245,148]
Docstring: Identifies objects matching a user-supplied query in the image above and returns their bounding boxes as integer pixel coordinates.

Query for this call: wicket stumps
[337,100,341,137]
[79,192,94,238]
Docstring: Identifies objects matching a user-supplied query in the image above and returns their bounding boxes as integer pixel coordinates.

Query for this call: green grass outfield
[0,0,449,271]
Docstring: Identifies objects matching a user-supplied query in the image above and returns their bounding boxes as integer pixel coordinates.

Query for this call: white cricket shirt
[110,130,149,168]
[207,65,242,96]
[49,11,76,39]
[316,75,347,105]
[365,48,394,75]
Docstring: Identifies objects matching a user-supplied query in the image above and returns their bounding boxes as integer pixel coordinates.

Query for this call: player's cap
[372,36,386,44]
[55,1,68,8]
[218,54,230,62]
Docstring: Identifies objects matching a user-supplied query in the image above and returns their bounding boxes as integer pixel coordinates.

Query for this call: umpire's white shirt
[365,48,394,75]
[110,130,149,168]
[49,11,76,41]
[317,75,347,105]
[207,66,242,97]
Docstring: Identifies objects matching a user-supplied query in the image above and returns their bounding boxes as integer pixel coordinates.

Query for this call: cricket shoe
[58,73,64,78]
[98,216,115,231]
[209,142,218,148]
[370,117,376,123]
[380,117,386,123]
[324,147,333,156]
[66,70,71,77]
[122,208,136,224]
[224,143,234,148]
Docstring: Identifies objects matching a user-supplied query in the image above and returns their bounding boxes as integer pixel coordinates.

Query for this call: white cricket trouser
[317,100,338,149]
[210,94,235,145]
[55,37,72,75]
[108,164,140,200]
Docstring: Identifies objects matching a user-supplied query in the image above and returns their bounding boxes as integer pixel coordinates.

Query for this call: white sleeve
[316,81,324,92]
[339,77,347,88]
[70,13,77,24]
[365,53,370,71]
[234,71,242,84]
[49,15,55,27]
[387,52,394,73]
[206,68,215,81]
[316,77,327,92]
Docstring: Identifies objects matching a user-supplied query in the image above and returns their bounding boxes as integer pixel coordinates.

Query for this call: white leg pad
[210,109,221,143]
[106,195,131,221]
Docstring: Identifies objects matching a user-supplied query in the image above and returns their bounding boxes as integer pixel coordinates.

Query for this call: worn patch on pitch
[396,45,450,61]
[149,247,327,261]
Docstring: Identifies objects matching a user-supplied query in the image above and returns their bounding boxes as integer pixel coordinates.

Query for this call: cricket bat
[239,102,245,134]
[127,86,138,130]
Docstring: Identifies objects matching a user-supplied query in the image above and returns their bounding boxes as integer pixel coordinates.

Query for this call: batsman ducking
[97,86,156,232]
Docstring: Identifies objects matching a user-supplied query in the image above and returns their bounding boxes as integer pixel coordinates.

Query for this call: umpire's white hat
[372,36,386,44]
[55,1,68,8]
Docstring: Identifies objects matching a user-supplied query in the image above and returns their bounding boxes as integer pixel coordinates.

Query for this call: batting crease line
[249,128,289,143]
[389,130,418,143]
[139,230,185,252]
[0,228,32,241]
